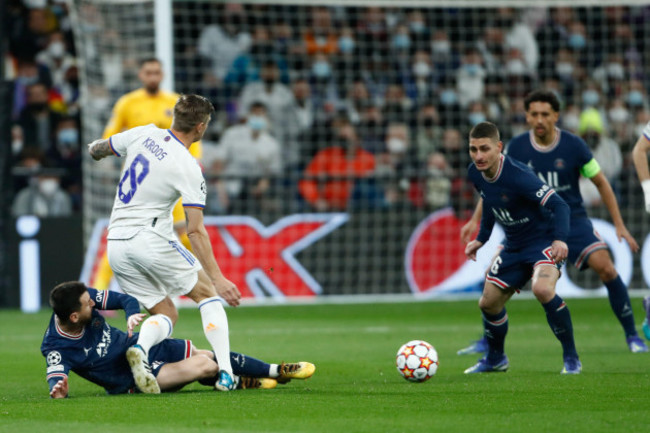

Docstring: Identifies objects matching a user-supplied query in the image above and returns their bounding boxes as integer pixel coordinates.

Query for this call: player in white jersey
[632,121,650,340]
[87,94,242,392]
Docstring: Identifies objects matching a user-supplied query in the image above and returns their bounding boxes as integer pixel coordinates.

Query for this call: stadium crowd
[6,2,650,216]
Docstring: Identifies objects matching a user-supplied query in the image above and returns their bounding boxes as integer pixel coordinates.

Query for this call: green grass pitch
[1,297,649,433]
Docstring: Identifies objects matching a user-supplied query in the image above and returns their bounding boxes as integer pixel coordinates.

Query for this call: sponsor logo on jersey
[535,183,551,198]
[47,351,62,366]
[96,325,112,357]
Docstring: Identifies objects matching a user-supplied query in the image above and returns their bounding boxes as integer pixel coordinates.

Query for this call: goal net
[70,0,650,298]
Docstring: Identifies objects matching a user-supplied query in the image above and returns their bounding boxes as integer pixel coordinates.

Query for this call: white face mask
[431,40,451,55]
[48,41,65,58]
[413,61,431,78]
[608,107,629,123]
[38,179,59,196]
[556,62,574,77]
[506,59,526,75]
[562,114,580,132]
[387,138,407,154]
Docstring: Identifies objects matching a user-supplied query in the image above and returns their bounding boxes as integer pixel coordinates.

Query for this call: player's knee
[594,262,618,282]
[531,283,554,304]
[196,354,219,378]
[478,296,497,314]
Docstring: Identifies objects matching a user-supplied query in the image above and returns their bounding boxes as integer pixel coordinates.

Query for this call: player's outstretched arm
[632,133,650,213]
[590,172,639,252]
[87,138,114,161]
[50,377,69,399]
[460,198,483,244]
[185,207,241,307]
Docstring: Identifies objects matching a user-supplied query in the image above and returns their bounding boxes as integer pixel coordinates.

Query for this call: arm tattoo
[88,139,113,161]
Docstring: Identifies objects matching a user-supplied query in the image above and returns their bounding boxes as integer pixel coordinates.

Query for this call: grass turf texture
[1,298,649,433]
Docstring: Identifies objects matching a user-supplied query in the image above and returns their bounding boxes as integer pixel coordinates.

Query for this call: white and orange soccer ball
[396,340,439,382]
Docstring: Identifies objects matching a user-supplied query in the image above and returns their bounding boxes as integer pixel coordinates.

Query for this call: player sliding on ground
[464,121,581,374]
[87,94,242,392]
[42,281,315,398]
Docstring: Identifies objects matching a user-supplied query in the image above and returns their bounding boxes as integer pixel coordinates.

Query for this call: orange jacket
[299,146,375,209]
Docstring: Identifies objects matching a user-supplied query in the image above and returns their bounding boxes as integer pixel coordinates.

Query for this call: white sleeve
[179,161,207,209]
[643,121,650,141]
[108,125,151,157]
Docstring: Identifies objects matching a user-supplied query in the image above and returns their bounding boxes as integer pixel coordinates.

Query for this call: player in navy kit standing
[42,281,315,398]
[459,90,648,354]
[464,122,581,374]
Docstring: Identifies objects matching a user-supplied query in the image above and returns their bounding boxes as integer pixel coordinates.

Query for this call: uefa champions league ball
[396,340,439,382]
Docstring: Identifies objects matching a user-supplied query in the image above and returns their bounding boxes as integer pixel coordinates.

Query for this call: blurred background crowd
[5,1,650,217]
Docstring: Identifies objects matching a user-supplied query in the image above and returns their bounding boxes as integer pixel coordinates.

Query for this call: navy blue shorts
[566,217,608,270]
[148,338,192,377]
[486,239,561,291]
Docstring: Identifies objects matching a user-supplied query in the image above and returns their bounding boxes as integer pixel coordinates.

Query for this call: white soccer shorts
[107,229,201,309]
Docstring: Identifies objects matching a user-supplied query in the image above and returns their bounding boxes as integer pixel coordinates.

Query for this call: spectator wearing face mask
[206,102,282,214]
[15,82,61,154]
[375,123,418,208]
[52,116,82,210]
[456,47,486,107]
[35,31,75,96]
[238,60,297,157]
[308,53,340,114]
[12,165,72,217]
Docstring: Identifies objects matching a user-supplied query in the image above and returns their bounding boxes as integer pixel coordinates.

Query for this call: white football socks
[198,297,233,375]
[136,314,173,355]
[269,364,280,378]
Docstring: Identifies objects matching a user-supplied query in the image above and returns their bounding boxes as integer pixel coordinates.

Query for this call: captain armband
[579,158,601,179]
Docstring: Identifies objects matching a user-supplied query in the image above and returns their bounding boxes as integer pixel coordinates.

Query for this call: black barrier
[4,216,83,309]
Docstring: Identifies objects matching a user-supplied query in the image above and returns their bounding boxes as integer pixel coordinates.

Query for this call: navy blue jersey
[40,288,141,395]
[505,128,594,218]
[468,154,570,250]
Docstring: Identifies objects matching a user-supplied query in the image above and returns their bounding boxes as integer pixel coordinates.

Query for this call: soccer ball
[396,340,439,382]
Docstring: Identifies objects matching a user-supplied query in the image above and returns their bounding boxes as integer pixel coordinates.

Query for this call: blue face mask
[568,33,586,50]
[463,64,480,76]
[439,89,458,105]
[410,21,426,33]
[626,90,644,107]
[338,37,355,54]
[468,112,486,125]
[312,61,331,78]
[57,128,79,146]
[248,115,267,131]
[582,90,600,106]
[392,34,411,50]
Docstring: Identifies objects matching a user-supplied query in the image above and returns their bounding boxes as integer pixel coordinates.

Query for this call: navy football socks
[482,308,508,363]
[604,276,638,338]
[543,295,578,359]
